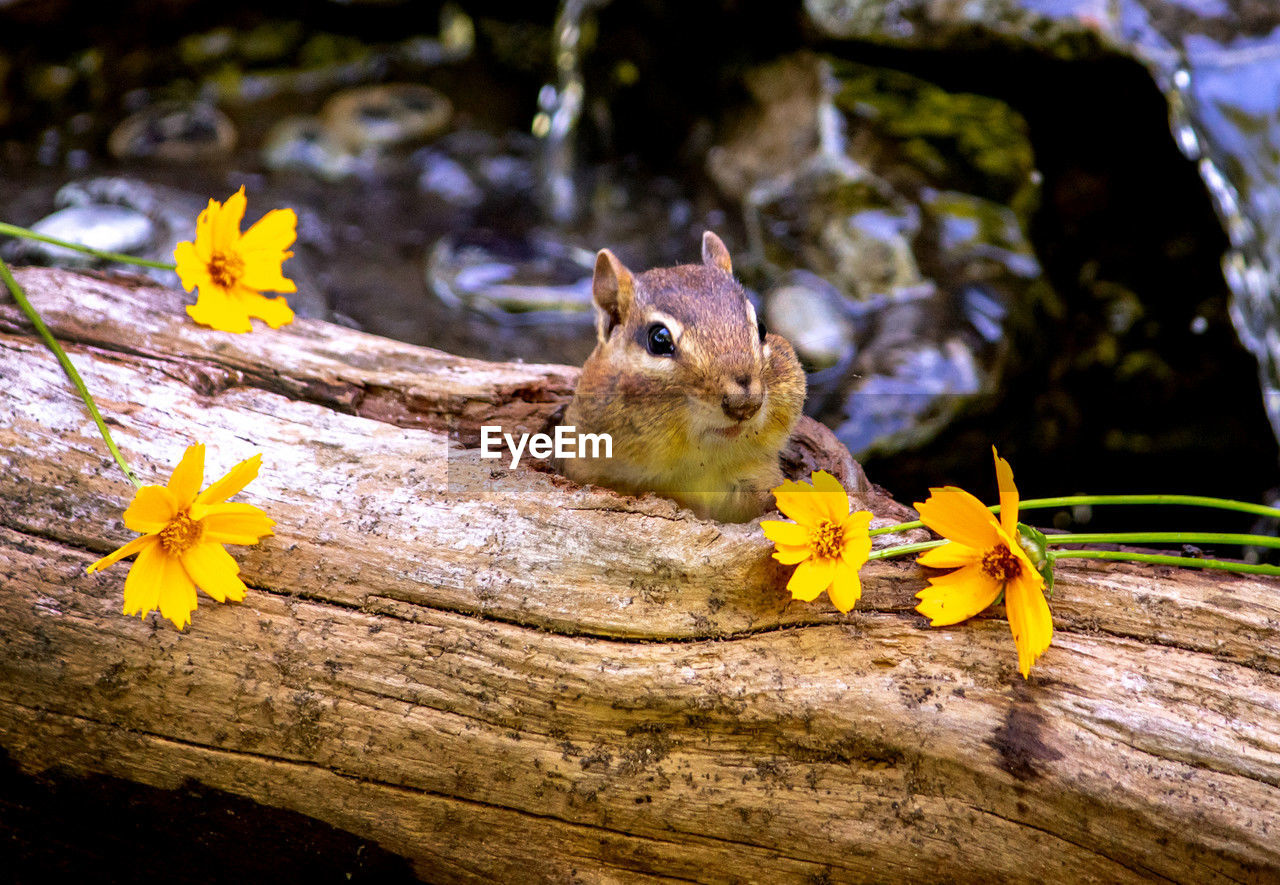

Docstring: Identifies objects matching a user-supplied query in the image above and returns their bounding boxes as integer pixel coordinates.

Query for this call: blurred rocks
[264,83,452,180]
[803,0,1280,460]
[764,271,854,371]
[427,229,595,318]
[21,205,153,266]
[322,84,451,150]
[710,52,1040,456]
[108,101,236,163]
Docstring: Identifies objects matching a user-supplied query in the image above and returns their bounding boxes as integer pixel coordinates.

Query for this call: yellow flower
[174,186,298,333]
[914,447,1052,678]
[762,470,873,612]
[86,444,274,630]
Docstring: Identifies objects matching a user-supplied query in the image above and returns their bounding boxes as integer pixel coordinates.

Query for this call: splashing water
[533,0,611,225]
[1163,33,1280,443]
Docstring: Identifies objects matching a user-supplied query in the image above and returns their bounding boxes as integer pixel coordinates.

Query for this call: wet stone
[264,84,454,180]
[764,271,855,370]
[747,157,901,284]
[107,101,236,163]
[38,177,204,287]
[709,50,1046,455]
[960,285,1008,344]
[923,189,1039,279]
[410,130,539,210]
[837,338,984,457]
[397,4,475,66]
[426,230,597,319]
[416,150,484,209]
[473,152,537,195]
[707,53,839,203]
[322,83,452,151]
[11,205,154,267]
[827,205,923,299]
[831,59,1036,209]
[262,116,379,181]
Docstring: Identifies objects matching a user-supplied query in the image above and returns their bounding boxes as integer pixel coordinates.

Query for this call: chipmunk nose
[722,375,762,422]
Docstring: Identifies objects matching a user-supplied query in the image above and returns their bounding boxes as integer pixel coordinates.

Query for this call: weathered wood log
[2,267,1279,883]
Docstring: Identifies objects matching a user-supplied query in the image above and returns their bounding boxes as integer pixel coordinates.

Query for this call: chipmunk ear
[592,248,635,343]
[701,231,733,275]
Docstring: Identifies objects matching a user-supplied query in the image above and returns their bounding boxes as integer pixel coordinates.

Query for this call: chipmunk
[562,231,806,522]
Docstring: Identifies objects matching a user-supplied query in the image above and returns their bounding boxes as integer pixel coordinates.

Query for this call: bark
[2,267,1279,884]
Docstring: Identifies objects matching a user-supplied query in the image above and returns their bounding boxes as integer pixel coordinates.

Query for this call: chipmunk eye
[646,322,675,356]
[757,316,768,343]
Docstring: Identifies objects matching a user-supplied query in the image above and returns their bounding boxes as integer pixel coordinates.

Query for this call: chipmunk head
[590,231,774,441]
[564,231,806,521]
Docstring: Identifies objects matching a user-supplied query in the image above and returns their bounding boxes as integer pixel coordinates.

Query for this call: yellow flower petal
[761,520,809,547]
[772,478,825,525]
[914,563,1002,626]
[827,558,863,613]
[993,446,1020,538]
[176,189,299,332]
[916,486,1001,551]
[199,502,275,544]
[787,557,834,602]
[187,290,253,333]
[772,544,812,565]
[214,186,248,248]
[194,453,263,507]
[239,207,297,256]
[96,443,271,629]
[239,258,298,294]
[239,289,295,329]
[774,486,846,526]
[122,539,168,619]
[173,240,208,293]
[1005,569,1052,678]
[87,533,158,574]
[167,443,206,508]
[917,541,980,569]
[181,540,247,603]
[157,553,199,630]
[122,485,178,534]
[194,199,217,259]
[810,470,851,523]
[842,510,873,542]
[765,474,870,611]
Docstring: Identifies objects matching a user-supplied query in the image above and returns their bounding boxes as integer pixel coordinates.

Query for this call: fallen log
[1,267,1279,883]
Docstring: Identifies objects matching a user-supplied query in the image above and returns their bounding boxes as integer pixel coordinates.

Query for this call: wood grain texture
[2,267,1278,883]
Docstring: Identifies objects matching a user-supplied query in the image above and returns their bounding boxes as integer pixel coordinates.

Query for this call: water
[532,0,611,225]
[1163,34,1280,446]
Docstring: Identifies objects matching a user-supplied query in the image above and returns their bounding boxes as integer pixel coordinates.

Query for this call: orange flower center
[981,543,1022,583]
[811,519,844,560]
[159,511,203,555]
[207,250,244,289]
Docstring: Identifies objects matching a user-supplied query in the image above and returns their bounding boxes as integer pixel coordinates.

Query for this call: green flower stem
[1018,494,1280,520]
[869,520,922,536]
[868,539,944,560]
[868,494,1280,538]
[1050,549,1280,576]
[0,256,141,487]
[0,221,176,271]
[1048,531,1280,550]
